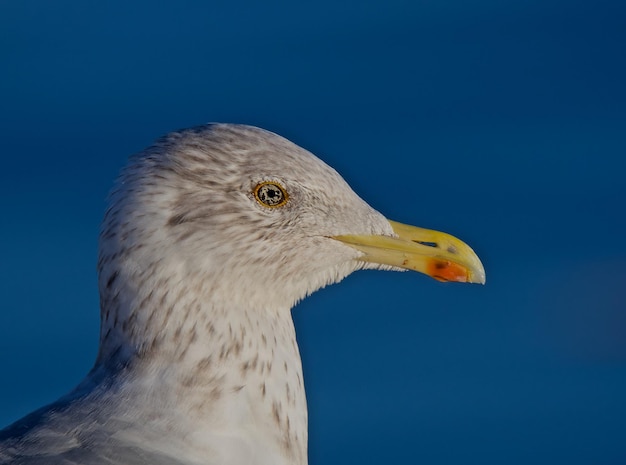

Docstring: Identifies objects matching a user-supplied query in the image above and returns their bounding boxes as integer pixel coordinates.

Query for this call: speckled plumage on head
[97,124,392,363]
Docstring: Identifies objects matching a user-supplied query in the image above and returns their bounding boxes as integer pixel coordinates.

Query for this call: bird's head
[97,124,484,360]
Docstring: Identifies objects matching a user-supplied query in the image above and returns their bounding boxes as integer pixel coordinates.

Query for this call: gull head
[97,124,484,362]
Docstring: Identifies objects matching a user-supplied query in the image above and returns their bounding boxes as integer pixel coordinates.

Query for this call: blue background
[1,1,625,463]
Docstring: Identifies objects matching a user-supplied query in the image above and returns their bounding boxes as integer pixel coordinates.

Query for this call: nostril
[414,241,438,248]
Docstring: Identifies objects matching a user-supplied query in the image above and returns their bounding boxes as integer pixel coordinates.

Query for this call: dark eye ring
[253,182,289,208]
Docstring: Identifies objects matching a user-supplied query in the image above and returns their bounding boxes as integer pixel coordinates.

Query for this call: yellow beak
[332,220,486,284]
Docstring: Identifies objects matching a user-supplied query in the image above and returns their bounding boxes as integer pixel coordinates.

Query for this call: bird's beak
[332,220,486,284]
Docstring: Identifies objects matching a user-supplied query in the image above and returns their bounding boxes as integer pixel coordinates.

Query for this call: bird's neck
[95,280,308,465]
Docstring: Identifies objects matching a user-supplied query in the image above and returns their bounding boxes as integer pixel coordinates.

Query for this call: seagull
[0,124,485,465]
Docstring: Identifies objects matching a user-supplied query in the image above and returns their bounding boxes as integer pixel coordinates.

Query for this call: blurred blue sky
[1,1,625,463]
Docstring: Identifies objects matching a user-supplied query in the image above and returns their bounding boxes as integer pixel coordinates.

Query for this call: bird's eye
[253,182,288,208]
